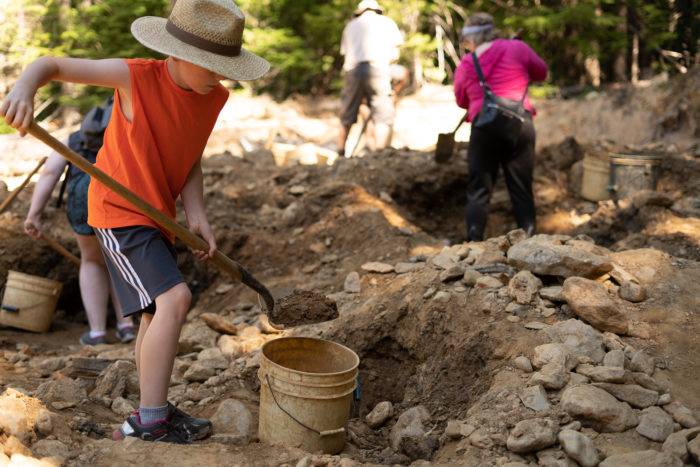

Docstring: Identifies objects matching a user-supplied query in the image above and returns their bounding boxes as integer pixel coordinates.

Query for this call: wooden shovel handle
[0,156,47,214]
[42,233,81,267]
[26,122,275,313]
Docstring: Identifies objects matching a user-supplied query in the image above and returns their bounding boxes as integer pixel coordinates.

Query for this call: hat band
[166,20,242,57]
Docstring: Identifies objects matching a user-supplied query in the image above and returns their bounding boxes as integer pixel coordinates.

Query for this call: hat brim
[131,17,270,81]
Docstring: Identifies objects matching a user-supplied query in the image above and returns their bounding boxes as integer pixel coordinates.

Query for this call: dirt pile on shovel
[272,289,339,327]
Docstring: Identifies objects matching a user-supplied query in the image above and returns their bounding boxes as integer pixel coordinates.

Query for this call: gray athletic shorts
[94,226,184,317]
[340,62,395,127]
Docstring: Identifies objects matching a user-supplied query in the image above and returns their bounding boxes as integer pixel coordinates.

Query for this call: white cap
[355,0,383,14]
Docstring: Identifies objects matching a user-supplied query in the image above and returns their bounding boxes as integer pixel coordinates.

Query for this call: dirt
[271,289,339,327]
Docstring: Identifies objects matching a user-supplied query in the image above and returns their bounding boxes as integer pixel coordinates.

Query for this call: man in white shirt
[338,0,404,156]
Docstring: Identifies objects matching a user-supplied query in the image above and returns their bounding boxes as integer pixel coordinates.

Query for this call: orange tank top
[87,58,228,241]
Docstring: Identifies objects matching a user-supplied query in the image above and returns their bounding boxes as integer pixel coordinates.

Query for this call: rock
[361,262,394,274]
[218,335,243,357]
[433,291,451,302]
[506,229,529,245]
[508,271,543,305]
[688,436,700,464]
[3,435,31,457]
[562,277,630,335]
[467,428,492,449]
[602,332,626,352]
[474,276,503,289]
[36,377,87,410]
[395,262,421,274]
[662,427,700,462]
[657,393,671,405]
[524,321,549,330]
[507,315,522,323]
[389,406,436,460]
[430,251,458,270]
[184,360,221,383]
[541,307,557,318]
[200,312,239,335]
[507,235,613,278]
[603,350,625,368]
[179,320,219,353]
[366,401,394,429]
[440,265,466,283]
[530,364,570,390]
[592,383,658,408]
[540,286,565,302]
[561,385,639,432]
[619,281,646,303]
[533,344,577,371]
[637,407,673,443]
[0,390,30,442]
[544,319,606,363]
[629,372,670,393]
[663,401,699,428]
[35,357,67,377]
[32,439,70,462]
[537,448,579,467]
[344,272,361,293]
[111,397,136,417]
[90,360,138,401]
[575,364,625,383]
[35,410,53,436]
[211,399,252,442]
[558,429,599,467]
[462,269,483,286]
[562,421,582,431]
[506,418,557,453]
[599,450,682,467]
[569,372,590,386]
[513,356,533,373]
[215,283,234,294]
[520,385,551,412]
[629,351,655,376]
[444,420,469,440]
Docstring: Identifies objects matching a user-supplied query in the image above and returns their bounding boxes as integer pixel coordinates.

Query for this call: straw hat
[355,0,384,15]
[131,0,270,81]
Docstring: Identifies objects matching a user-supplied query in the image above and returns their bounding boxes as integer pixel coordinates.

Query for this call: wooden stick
[42,233,81,267]
[0,156,48,214]
[26,122,275,313]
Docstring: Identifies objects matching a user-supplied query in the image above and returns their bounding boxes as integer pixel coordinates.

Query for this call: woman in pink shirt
[454,13,548,241]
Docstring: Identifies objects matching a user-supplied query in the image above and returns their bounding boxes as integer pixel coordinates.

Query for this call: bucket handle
[265,374,346,438]
[1,305,19,313]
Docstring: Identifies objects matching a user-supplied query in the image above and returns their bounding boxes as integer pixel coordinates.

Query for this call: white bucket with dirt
[0,270,63,333]
[581,156,611,201]
[258,337,359,454]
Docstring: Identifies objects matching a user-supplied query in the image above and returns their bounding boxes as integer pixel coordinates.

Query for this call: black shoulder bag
[472,51,530,146]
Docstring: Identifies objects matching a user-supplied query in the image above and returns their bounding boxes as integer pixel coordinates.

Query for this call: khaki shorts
[340,62,395,127]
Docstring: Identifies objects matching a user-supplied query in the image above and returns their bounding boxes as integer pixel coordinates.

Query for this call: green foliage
[0,120,15,135]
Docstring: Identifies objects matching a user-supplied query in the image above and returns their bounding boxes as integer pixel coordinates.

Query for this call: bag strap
[473,51,530,103]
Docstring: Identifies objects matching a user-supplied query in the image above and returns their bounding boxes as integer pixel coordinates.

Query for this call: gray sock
[139,404,169,425]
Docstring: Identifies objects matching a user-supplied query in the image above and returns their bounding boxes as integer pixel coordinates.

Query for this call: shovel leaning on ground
[434,113,467,164]
[26,121,277,317]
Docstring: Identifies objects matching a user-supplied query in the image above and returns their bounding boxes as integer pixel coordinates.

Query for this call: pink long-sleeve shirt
[454,39,548,122]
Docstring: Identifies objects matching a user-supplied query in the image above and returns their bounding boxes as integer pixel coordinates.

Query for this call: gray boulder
[544,319,606,363]
[561,385,639,432]
[506,418,558,454]
[592,383,659,408]
[508,270,542,305]
[636,406,675,442]
[562,277,630,335]
[599,450,682,467]
[663,401,699,428]
[389,406,437,460]
[558,429,600,467]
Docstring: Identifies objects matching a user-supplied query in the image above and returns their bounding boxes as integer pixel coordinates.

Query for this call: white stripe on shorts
[96,228,151,309]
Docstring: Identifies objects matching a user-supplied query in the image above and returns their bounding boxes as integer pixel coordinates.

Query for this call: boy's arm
[181,160,216,260]
[24,151,68,238]
[1,57,130,136]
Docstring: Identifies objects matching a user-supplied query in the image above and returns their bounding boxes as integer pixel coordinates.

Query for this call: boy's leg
[138,283,191,408]
[75,234,110,344]
[134,312,153,378]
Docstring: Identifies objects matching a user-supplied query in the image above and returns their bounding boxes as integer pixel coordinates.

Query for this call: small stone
[540,286,565,302]
[444,420,465,439]
[568,372,590,386]
[111,397,136,417]
[592,383,659,408]
[575,364,625,383]
[602,332,626,352]
[184,361,219,383]
[506,418,557,453]
[366,401,394,429]
[289,185,306,195]
[630,372,670,393]
[462,269,483,286]
[562,421,582,431]
[561,384,639,433]
[422,287,436,299]
[430,251,458,270]
[658,393,672,405]
[524,321,549,330]
[536,448,578,467]
[35,410,53,436]
[389,406,436,460]
[513,356,533,373]
[508,270,543,305]
[541,307,557,318]
[600,450,682,467]
[533,343,577,371]
[36,377,87,409]
[395,262,421,274]
[637,406,675,442]
[475,276,503,289]
[215,283,234,294]
[433,291,451,302]
[32,439,70,462]
[530,363,569,390]
[603,350,625,368]
[558,429,599,467]
[506,302,529,317]
[688,436,700,464]
[662,427,700,463]
[441,265,466,283]
[663,401,699,428]
[211,399,252,442]
[507,316,521,323]
[619,281,646,303]
[629,350,655,376]
[361,262,394,274]
[344,272,361,293]
[520,385,551,412]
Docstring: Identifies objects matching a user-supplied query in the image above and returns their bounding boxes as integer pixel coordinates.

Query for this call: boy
[1,0,269,444]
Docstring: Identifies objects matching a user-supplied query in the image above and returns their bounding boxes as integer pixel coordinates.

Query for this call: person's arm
[453,57,471,110]
[522,43,548,82]
[1,57,129,136]
[181,160,216,260]
[24,151,68,238]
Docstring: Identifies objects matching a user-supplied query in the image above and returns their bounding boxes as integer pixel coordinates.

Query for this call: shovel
[26,122,277,317]
[0,156,47,214]
[434,113,467,164]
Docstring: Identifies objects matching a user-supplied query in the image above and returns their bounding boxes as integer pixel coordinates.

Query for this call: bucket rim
[261,337,360,377]
[7,270,63,287]
[610,152,663,161]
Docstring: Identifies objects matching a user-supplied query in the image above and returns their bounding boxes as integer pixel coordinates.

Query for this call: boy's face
[173,58,226,95]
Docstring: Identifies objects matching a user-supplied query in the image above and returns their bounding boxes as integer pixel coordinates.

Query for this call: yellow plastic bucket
[0,271,62,333]
[581,156,611,201]
[258,337,359,454]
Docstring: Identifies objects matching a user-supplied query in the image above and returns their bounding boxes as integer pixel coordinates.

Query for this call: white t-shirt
[340,11,404,71]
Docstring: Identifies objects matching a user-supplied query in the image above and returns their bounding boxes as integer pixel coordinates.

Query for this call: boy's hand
[1,83,35,137]
[189,221,217,261]
[24,214,43,239]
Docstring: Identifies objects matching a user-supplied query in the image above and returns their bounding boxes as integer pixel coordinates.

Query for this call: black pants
[465,117,536,241]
